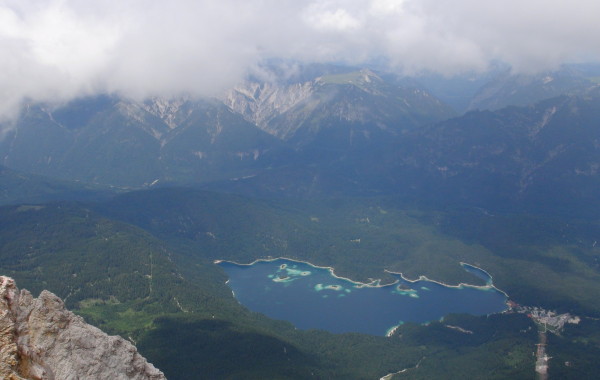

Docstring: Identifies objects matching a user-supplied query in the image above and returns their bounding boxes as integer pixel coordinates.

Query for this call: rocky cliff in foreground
[0,276,166,380]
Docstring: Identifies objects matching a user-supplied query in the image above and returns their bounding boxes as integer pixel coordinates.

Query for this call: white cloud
[304,5,361,31]
[1,0,600,121]
[369,0,405,15]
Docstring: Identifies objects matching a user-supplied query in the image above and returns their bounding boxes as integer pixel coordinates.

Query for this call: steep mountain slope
[0,68,456,192]
[0,96,161,186]
[1,69,597,218]
[214,86,600,218]
[0,202,233,335]
[0,97,286,187]
[224,69,455,149]
[389,87,600,217]
[211,68,457,198]
[411,71,498,114]
[467,66,595,111]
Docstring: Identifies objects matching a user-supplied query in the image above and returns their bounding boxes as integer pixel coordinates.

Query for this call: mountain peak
[142,97,190,130]
[316,68,383,88]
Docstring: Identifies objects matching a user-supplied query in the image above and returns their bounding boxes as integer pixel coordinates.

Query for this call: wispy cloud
[1,0,599,120]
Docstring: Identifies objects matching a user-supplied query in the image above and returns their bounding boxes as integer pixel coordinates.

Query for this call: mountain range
[1,63,600,379]
[2,65,598,216]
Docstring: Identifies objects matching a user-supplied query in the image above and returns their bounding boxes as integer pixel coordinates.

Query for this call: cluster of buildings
[507,301,580,332]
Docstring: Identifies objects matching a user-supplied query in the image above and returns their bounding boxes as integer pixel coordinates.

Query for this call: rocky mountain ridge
[0,65,598,216]
[222,69,455,143]
[223,80,315,135]
[0,276,166,380]
[466,66,596,111]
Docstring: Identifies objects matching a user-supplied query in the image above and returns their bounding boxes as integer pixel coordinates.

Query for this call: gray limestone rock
[0,276,166,380]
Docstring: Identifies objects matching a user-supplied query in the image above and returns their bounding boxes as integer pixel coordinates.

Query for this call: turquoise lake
[218,258,507,336]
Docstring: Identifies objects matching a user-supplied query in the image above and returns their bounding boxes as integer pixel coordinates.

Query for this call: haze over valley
[1,1,600,379]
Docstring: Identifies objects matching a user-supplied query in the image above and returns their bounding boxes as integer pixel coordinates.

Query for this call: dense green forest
[99,188,600,316]
[546,318,600,379]
[1,189,599,378]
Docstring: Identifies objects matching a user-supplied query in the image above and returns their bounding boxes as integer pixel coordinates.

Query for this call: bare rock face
[0,276,166,380]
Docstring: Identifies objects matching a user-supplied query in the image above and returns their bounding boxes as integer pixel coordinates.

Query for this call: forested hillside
[0,196,554,379]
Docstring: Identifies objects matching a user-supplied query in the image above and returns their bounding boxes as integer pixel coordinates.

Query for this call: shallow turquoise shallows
[218,258,507,336]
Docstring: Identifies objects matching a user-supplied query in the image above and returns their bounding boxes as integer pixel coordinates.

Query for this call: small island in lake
[218,258,508,336]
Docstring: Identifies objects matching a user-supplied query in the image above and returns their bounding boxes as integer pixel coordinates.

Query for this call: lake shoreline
[215,257,509,298]
[217,257,509,336]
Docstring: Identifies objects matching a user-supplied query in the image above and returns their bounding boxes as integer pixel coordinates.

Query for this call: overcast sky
[1,0,600,120]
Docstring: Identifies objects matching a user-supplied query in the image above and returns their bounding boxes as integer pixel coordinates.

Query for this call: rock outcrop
[0,276,166,380]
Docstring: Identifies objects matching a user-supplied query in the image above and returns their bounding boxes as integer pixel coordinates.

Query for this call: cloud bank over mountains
[1,0,600,120]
